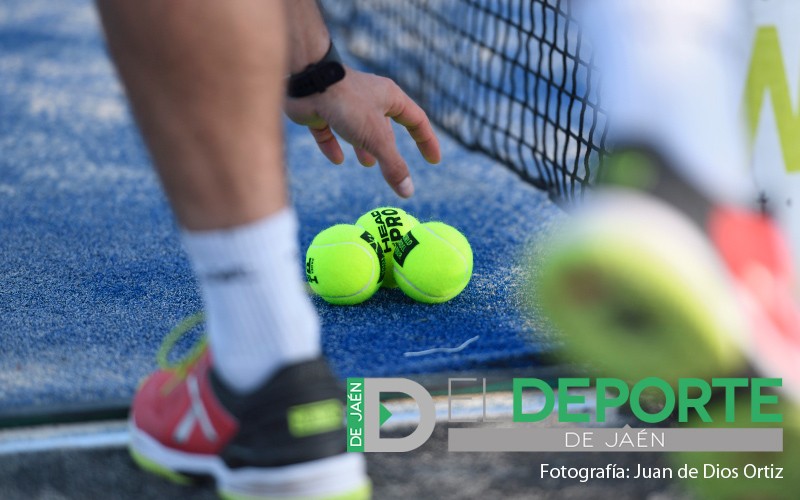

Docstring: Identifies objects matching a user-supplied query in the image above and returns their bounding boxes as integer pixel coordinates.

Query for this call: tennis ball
[356,207,419,288]
[393,222,473,303]
[305,224,385,305]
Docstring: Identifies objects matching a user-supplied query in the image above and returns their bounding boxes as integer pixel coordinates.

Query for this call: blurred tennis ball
[356,207,419,288]
[393,222,472,303]
[305,224,385,305]
[531,191,746,386]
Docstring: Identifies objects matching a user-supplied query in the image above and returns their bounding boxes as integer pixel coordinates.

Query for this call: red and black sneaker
[129,314,370,499]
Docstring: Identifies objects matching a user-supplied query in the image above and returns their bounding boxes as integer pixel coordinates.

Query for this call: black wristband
[287,42,346,98]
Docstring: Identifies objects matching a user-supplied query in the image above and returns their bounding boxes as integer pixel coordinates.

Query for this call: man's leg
[98,0,288,229]
[96,1,368,497]
[97,0,315,392]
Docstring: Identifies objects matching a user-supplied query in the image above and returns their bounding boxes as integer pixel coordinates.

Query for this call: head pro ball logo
[360,230,385,283]
[305,257,317,284]
[393,232,420,268]
[369,208,411,253]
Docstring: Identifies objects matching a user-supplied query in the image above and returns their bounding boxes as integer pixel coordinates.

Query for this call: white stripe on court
[0,420,129,455]
[0,390,613,455]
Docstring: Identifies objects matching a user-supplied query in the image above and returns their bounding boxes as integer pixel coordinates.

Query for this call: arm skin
[283,0,441,198]
[96,0,441,233]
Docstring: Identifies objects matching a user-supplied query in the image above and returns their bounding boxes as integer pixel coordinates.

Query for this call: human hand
[284,68,441,198]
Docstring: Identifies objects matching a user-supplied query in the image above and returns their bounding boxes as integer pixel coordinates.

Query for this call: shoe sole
[534,190,747,385]
[535,190,800,498]
[670,397,800,499]
[129,421,371,500]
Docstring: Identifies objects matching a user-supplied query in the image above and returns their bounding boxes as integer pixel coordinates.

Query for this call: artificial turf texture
[0,0,563,411]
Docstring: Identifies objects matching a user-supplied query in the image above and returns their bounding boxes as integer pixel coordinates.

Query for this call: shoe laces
[157,312,208,381]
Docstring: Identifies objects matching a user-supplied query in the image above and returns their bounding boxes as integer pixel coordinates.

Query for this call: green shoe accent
[287,398,344,438]
[157,311,207,378]
[672,399,800,500]
[130,448,194,486]
[218,480,372,500]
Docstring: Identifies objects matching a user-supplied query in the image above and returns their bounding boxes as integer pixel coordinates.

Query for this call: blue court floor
[0,0,563,412]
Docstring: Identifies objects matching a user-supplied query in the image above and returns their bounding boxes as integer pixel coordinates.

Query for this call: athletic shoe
[129,313,371,499]
[535,147,800,396]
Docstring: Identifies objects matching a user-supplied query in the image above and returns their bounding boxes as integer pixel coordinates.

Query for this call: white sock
[181,208,320,393]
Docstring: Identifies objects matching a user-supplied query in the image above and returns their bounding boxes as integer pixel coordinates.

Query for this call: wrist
[288,35,331,73]
[287,41,346,98]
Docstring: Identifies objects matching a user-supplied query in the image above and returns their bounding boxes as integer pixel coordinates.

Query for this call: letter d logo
[363,378,435,452]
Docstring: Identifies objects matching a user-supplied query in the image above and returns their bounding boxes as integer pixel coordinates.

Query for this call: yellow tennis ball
[356,207,419,288]
[305,224,385,305]
[393,222,473,303]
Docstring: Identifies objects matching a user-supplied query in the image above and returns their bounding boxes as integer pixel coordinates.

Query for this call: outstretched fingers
[353,147,377,167]
[371,123,414,198]
[308,124,345,165]
[385,85,441,164]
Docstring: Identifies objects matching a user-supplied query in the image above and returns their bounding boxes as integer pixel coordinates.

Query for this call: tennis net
[322,0,608,202]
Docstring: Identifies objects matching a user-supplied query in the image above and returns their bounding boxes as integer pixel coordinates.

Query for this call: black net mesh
[322,0,609,203]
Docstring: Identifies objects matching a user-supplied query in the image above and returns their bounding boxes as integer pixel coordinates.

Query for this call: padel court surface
[0,1,687,499]
[0,0,563,416]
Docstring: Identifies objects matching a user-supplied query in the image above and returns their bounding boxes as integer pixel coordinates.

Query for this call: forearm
[284,0,332,72]
[282,0,441,198]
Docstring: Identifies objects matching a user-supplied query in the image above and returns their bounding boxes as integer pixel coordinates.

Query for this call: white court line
[0,395,518,455]
[0,391,609,455]
[0,420,129,455]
